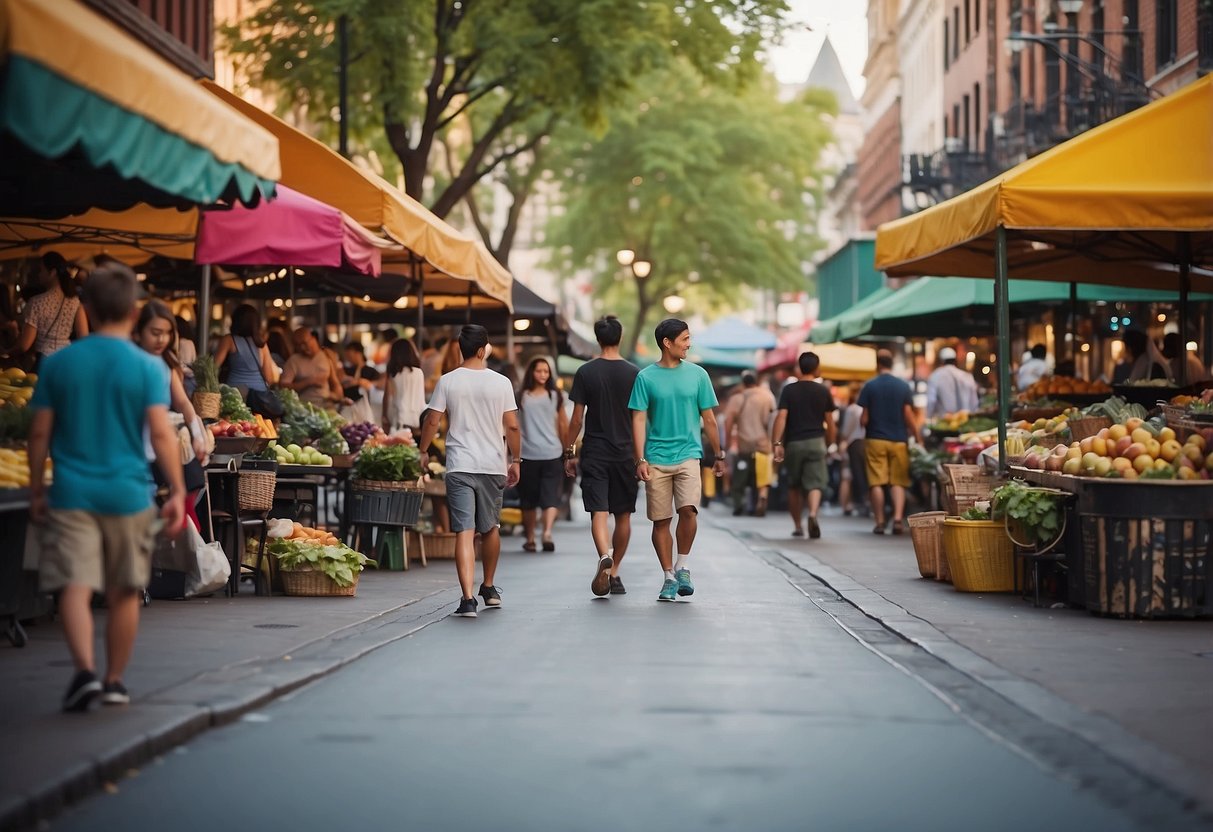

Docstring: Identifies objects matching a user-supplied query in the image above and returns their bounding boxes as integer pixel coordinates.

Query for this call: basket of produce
[1020,376,1110,402]
[189,356,221,419]
[1065,416,1112,443]
[192,392,220,420]
[907,511,946,579]
[339,422,387,454]
[268,531,374,597]
[350,443,425,526]
[942,515,1015,592]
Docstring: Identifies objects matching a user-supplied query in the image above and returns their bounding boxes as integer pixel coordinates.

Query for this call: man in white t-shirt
[1017,344,1050,391]
[419,325,521,618]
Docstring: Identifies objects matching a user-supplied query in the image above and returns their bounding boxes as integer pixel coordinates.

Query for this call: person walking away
[28,263,185,710]
[280,328,345,410]
[1016,343,1050,391]
[213,304,278,395]
[339,342,381,425]
[516,356,568,553]
[383,338,427,435]
[771,351,836,539]
[564,316,640,597]
[629,319,726,602]
[858,350,921,535]
[926,347,980,418]
[4,252,89,370]
[838,383,868,516]
[418,325,521,618]
[724,370,776,517]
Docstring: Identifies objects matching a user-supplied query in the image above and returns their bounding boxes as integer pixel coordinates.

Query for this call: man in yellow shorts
[857,350,921,535]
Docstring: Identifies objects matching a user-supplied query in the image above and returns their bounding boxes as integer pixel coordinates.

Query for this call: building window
[974,0,979,33]
[953,104,961,140]
[944,19,950,70]
[973,82,982,150]
[953,6,960,59]
[964,0,971,45]
[963,94,971,150]
[1124,0,1142,80]
[1155,0,1178,68]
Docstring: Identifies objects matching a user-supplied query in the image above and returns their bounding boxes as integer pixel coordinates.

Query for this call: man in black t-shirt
[565,316,640,597]
[771,351,836,539]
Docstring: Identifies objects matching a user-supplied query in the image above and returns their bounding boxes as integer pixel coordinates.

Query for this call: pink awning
[195,185,381,275]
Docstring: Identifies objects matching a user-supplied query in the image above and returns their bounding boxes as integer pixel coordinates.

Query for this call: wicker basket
[279,567,359,597]
[1066,416,1112,442]
[238,469,276,512]
[192,391,221,420]
[942,518,1015,592]
[907,512,945,579]
[941,464,997,516]
[416,531,457,559]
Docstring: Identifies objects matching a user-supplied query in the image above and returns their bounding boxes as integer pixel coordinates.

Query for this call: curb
[1,587,458,832]
[741,532,1212,818]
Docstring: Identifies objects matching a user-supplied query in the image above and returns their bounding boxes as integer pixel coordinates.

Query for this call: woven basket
[238,469,276,512]
[941,464,997,515]
[279,567,359,597]
[416,531,457,559]
[1067,416,1112,442]
[942,518,1014,592]
[192,391,221,420]
[907,511,946,579]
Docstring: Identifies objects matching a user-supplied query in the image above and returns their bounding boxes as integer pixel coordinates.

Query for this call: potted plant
[992,479,1068,553]
[190,355,221,420]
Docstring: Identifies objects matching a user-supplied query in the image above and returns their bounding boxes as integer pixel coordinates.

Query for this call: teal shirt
[30,335,170,515]
[628,361,718,466]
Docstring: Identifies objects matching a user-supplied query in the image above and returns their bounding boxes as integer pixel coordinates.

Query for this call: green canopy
[809,286,895,343]
[811,277,1211,342]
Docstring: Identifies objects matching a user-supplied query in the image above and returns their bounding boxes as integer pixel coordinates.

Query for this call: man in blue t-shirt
[28,263,185,712]
[856,349,922,536]
[629,319,727,602]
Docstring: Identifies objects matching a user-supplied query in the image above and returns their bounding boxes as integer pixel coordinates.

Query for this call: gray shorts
[445,472,506,534]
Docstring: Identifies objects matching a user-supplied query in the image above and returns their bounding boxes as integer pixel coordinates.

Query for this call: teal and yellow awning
[0,0,279,214]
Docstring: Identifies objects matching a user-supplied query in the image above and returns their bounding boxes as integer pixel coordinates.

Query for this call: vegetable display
[275,388,348,454]
[353,444,422,482]
[191,355,219,394]
[219,384,254,422]
[992,480,1066,545]
[267,536,375,588]
[339,422,385,453]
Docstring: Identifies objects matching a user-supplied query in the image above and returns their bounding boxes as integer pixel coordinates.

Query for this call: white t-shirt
[428,367,517,475]
[386,366,426,430]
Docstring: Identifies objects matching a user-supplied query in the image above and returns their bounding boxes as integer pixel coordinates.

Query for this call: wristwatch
[715,453,726,461]
[637,458,648,466]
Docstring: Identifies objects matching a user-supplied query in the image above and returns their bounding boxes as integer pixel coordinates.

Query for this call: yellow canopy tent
[202,82,512,309]
[875,74,1213,467]
[801,342,877,381]
[0,0,279,215]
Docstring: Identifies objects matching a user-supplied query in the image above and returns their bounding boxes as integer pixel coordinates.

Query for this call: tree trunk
[628,275,652,360]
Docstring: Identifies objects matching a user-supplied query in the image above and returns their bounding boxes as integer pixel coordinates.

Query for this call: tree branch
[429,96,523,217]
[475,120,553,180]
[437,77,507,130]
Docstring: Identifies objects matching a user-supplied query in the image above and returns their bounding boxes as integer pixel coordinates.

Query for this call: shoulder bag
[233,337,285,418]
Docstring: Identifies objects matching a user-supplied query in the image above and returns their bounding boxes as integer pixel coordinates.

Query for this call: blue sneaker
[675,568,694,597]
[657,578,679,602]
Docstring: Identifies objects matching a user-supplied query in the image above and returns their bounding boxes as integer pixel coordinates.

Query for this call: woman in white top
[7,252,88,368]
[383,338,427,434]
[516,356,568,552]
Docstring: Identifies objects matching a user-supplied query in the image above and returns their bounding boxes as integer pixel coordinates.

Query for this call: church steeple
[806,36,859,115]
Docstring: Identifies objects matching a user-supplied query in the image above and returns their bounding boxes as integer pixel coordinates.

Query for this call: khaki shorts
[645,459,701,522]
[864,439,911,488]
[39,508,158,593]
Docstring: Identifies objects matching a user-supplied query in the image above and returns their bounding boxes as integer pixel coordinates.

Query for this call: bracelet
[773,440,783,447]
[637,458,647,465]
[715,453,726,461]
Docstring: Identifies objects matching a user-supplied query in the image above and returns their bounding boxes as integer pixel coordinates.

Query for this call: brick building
[85,0,215,76]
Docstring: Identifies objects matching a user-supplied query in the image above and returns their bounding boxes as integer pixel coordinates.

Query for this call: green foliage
[268,538,375,588]
[276,388,343,442]
[354,444,422,482]
[991,480,1066,544]
[961,506,991,521]
[219,385,253,421]
[543,63,836,352]
[222,0,791,235]
[191,355,219,394]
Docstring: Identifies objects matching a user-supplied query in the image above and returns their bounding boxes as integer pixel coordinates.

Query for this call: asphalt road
[48,520,1187,832]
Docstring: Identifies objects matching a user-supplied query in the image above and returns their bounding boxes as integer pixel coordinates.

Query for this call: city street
[40,507,1208,832]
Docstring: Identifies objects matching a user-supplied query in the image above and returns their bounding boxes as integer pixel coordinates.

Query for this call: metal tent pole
[414,257,424,337]
[1178,234,1192,386]
[995,227,1012,474]
[198,264,211,356]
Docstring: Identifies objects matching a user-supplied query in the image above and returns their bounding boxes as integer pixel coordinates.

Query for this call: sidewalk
[0,561,459,830]
[707,502,1213,813]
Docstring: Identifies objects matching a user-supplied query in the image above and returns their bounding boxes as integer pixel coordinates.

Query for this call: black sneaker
[62,670,101,713]
[101,680,130,706]
[591,556,613,597]
[455,597,479,618]
[478,584,502,608]
[808,516,821,539]
[609,576,627,595]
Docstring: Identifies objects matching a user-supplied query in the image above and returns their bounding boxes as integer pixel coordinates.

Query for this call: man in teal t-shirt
[28,263,185,713]
[629,318,726,602]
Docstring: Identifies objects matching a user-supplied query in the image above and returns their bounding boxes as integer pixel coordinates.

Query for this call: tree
[222,0,791,265]
[544,64,837,356]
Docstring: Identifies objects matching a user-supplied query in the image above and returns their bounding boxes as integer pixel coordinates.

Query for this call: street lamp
[616,249,635,267]
[663,294,686,314]
[1058,0,1084,14]
[632,259,652,279]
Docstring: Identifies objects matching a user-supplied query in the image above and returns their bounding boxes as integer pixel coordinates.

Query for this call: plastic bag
[184,521,230,598]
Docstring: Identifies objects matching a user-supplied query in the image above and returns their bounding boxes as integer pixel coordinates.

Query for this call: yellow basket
[907,511,946,579]
[942,518,1015,592]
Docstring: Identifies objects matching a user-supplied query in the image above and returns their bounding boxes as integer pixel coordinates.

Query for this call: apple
[1158,427,1176,443]
[1183,443,1204,465]
[1108,424,1128,441]
[1091,437,1109,457]
[1153,458,1171,472]
[1025,454,1044,470]
[1079,436,1096,454]
[1124,442,1147,460]
[1092,457,1113,477]
[1065,446,1083,461]
[1130,427,1153,446]
[1114,436,1134,457]
[1111,457,1133,473]
[1159,439,1182,462]
[1081,451,1101,470]
[1146,439,1161,460]
[1206,451,1213,472]
[1188,434,1208,452]
[1124,417,1145,432]
[1096,427,1110,440]
[1045,455,1065,472]
[1178,454,1196,471]
[1062,457,1083,476]
[1122,467,1139,480]
[1132,454,1154,474]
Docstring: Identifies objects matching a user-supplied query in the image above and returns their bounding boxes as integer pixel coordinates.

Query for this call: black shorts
[518,458,564,509]
[580,456,639,515]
